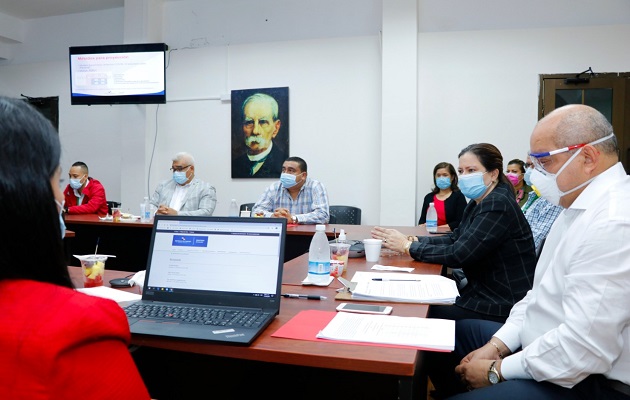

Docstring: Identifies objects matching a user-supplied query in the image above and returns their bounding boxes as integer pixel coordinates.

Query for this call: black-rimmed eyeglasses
[170,165,191,172]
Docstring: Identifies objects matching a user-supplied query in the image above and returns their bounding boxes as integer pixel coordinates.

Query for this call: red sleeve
[67,179,108,215]
[53,338,151,400]
[63,185,78,208]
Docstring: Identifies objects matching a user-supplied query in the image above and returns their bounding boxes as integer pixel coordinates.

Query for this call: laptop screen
[142,216,286,310]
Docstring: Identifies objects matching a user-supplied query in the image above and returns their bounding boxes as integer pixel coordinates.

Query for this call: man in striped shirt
[252,156,329,224]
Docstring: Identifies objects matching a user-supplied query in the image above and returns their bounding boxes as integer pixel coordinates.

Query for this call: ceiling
[0,0,628,34]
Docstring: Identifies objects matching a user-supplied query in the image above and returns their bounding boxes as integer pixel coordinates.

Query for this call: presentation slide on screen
[146,231,281,295]
[70,52,164,96]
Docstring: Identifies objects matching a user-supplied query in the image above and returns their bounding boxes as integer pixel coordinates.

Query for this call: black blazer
[231,142,288,178]
[418,190,467,230]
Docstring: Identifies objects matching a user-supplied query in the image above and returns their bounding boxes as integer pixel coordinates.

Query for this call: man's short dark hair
[71,161,89,174]
[285,156,307,172]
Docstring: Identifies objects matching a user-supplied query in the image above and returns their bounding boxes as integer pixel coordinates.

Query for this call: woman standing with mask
[506,158,532,207]
[372,143,536,323]
[418,162,467,230]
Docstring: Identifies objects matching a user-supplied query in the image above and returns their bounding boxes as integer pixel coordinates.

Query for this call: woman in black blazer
[418,162,467,230]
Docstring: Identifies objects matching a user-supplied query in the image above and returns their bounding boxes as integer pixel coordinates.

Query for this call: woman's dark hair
[458,143,514,195]
[0,96,72,288]
[507,158,526,174]
[431,162,459,194]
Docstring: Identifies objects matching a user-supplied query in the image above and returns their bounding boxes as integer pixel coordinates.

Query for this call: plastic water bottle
[426,202,438,233]
[229,199,239,217]
[308,224,331,284]
[140,196,151,222]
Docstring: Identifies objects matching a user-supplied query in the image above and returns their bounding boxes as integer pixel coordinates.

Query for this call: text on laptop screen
[147,219,283,297]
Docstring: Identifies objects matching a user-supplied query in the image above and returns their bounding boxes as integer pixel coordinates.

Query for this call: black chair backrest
[240,203,256,212]
[106,201,121,215]
[329,205,362,225]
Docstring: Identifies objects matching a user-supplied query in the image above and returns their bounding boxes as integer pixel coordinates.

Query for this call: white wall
[415,25,630,208]
[0,3,628,225]
[157,36,382,219]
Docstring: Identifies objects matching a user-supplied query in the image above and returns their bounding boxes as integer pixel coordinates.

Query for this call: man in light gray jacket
[150,152,217,216]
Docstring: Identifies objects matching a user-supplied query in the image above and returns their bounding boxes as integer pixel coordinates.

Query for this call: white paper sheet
[349,271,459,304]
[316,312,455,351]
[77,286,141,304]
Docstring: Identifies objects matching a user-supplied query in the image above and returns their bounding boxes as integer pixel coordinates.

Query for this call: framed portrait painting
[231,86,289,178]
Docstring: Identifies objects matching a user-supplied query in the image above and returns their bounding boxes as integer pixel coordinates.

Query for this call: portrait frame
[231,86,289,179]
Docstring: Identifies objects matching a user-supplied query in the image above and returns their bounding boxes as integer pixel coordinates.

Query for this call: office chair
[329,205,362,225]
[240,203,256,212]
[106,201,121,215]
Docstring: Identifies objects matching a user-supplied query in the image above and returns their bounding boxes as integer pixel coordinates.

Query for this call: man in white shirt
[150,152,217,216]
[429,104,630,399]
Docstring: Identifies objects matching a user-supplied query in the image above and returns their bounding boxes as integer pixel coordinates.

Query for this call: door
[539,73,630,173]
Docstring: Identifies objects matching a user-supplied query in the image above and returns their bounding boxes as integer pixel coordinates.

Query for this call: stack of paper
[350,271,459,304]
[316,311,455,351]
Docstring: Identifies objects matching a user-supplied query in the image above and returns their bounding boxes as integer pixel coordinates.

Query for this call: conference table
[69,247,443,400]
[64,213,437,270]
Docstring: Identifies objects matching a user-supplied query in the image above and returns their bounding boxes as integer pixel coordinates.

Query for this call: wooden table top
[69,249,441,377]
[64,213,440,239]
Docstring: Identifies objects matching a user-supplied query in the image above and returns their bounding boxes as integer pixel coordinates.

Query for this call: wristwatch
[488,360,501,385]
[291,215,298,224]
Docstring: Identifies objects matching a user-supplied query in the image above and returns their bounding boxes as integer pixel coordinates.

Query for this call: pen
[282,293,327,300]
[372,278,421,282]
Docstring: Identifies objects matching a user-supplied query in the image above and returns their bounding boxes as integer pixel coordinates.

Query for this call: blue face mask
[458,172,488,200]
[69,176,84,190]
[524,168,533,186]
[280,172,300,189]
[435,177,451,190]
[55,200,66,239]
[173,171,188,185]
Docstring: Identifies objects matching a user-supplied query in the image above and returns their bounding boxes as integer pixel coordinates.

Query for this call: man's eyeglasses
[529,133,615,172]
[170,165,191,172]
[528,143,589,172]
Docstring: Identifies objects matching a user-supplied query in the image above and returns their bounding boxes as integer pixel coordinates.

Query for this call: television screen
[69,43,167,105]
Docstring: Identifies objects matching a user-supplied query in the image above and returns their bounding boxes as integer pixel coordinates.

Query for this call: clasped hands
[156,205,177,215]
[273,207,293,222]
[454,341,506,391]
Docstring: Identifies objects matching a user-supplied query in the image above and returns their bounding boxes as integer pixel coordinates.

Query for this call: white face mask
[530,133,614,206]
[530,150,587,206]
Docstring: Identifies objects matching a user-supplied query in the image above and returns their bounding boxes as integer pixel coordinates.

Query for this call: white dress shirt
[169,183,189,211]
[496,162,630,388]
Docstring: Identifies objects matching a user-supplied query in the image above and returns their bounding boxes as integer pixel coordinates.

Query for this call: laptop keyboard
[123,304,270,328]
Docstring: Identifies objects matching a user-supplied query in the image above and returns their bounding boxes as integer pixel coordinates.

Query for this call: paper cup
[363,239,383,262]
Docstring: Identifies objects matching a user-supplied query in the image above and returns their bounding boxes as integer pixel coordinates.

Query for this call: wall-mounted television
[69,43,168,105]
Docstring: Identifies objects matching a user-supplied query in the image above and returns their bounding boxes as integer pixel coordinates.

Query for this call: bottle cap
[315,224,326,231]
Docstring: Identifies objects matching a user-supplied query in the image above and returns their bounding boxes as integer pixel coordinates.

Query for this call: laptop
[123,215,286,345]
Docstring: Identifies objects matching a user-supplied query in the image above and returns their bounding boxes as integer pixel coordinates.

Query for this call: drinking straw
[94,237,100,255]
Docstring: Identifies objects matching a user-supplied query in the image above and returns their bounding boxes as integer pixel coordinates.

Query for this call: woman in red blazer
[0,97,150,400]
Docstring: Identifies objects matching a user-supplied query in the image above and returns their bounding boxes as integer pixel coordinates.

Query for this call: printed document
[350,271,459,304]
[316,312,455,351]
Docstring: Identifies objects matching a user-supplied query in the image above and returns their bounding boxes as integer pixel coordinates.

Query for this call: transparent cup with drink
[330,242,351,278]
[74,254,116,288]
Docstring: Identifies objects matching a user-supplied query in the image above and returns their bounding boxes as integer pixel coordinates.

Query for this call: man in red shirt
[63,161,108,215]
